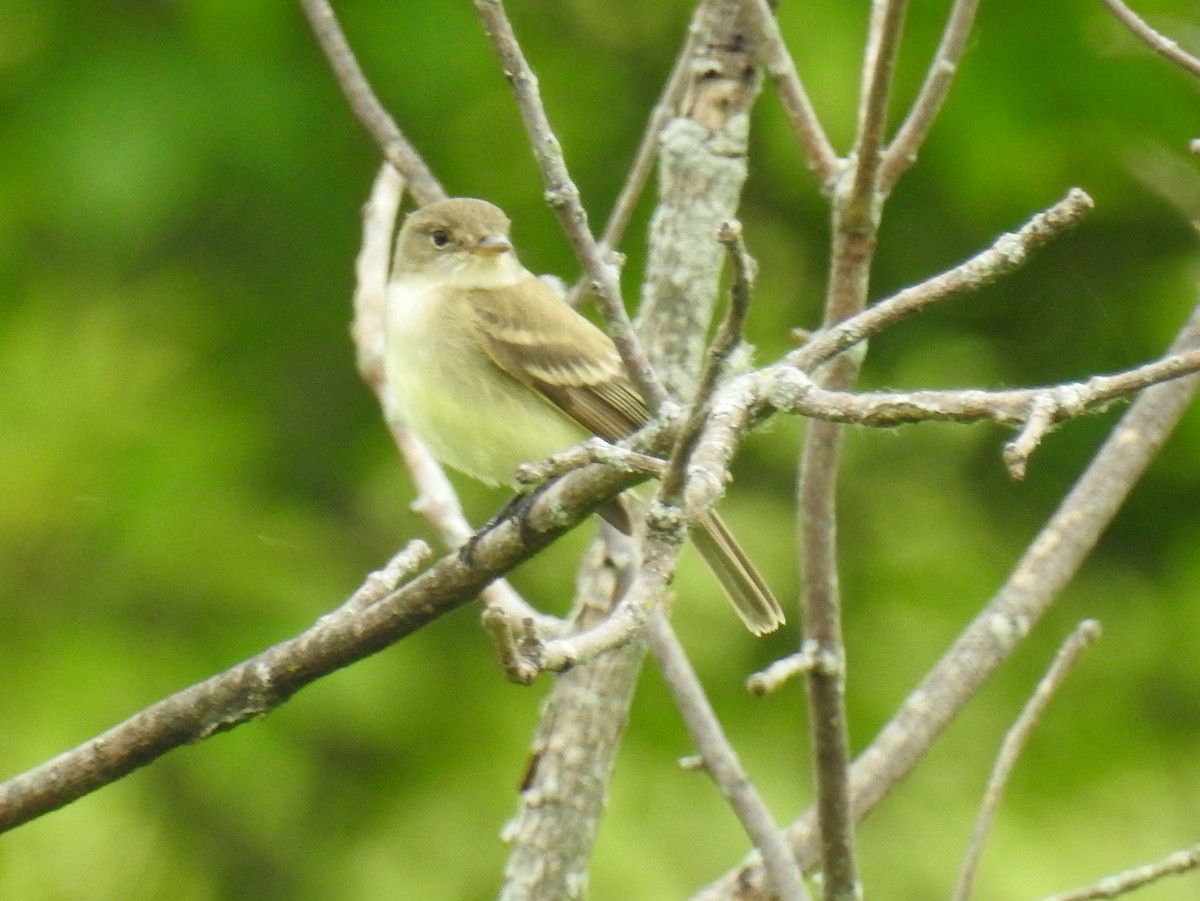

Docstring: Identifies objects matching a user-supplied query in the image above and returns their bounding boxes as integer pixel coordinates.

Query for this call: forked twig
[881,0,982,188]
[660,219,754,506]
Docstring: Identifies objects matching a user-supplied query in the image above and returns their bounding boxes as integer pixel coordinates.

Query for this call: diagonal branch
[297,0,445,204]
[592,0,713,265]
[647,613,809,901]
[473,0,667,412]
[743,0,841,189]
[0,446,652,834]
[952,620,1103,901]
[1097,0,1200,79]
[789,188,1095,372]
[1038,843,1200,901]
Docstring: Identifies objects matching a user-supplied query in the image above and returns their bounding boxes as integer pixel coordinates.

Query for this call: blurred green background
[2,1,1199,898]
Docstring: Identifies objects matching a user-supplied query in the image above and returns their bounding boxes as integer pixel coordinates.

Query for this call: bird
[383,197,784,634]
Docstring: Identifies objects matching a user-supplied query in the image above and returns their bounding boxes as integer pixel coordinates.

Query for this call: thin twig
[514,438,665,490]
[683,189,1096,513]
[788,188,1095,373]
[472,0,667,412]
[844,0,908,228]
[1097,0,1200,79]
[593,2,711,266]
[660,219,754,505]
[743,0,841,189]
[1038,843,1200,901]
[881,0,982,189]
[567,1,715,307]
[296,0,444,204]
[951,620,1103,901]
[747,643,829,695]
[646,613,809,901]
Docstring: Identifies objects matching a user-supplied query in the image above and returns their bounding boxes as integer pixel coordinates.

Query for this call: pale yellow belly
[385,318,587,486]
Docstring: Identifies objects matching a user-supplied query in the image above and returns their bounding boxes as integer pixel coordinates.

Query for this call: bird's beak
[472,234,512,256]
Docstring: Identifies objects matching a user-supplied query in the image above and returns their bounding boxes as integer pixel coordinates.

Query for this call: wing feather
[471,278,648,441]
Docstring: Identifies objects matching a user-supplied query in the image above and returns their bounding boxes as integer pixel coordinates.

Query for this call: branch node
[747,646,826,694]
[1003,393,1059,480]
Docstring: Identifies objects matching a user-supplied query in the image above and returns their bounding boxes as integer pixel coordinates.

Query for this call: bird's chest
[383,281,585,485]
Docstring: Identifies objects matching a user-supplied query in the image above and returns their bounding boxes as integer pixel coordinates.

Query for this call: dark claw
[459,485,549,565]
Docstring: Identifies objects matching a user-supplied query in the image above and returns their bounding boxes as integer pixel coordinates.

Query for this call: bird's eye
[430,230,451,249]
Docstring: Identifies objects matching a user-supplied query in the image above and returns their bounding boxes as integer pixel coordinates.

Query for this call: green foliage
[2,0,1199,898]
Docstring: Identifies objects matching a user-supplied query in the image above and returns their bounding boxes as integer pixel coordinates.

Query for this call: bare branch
[637,0,763,396]
[796,411,860,901]
[352,162,405,392]
[532,499,682,673]
[472,0,667,411]
[1038,843,1200,901]
[0,541,430,833]
[647,613,809,901]
[686,189,1095,516]
[768,348,1200,431]
[515,438,665,492]
[692,292,1200,900]
[881,0,982,189]
[789,188,1096,373]
[952,620,1103,901]
[1098,0,1200,79]
[791,14,910,888]
[296,0,444,204]
[0,437,667,833]
[1002,394,1058,479]
[743,0,841,188]
[846,0,908,222]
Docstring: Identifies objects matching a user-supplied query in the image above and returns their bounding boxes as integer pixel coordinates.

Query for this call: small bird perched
[384,197,784,634]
